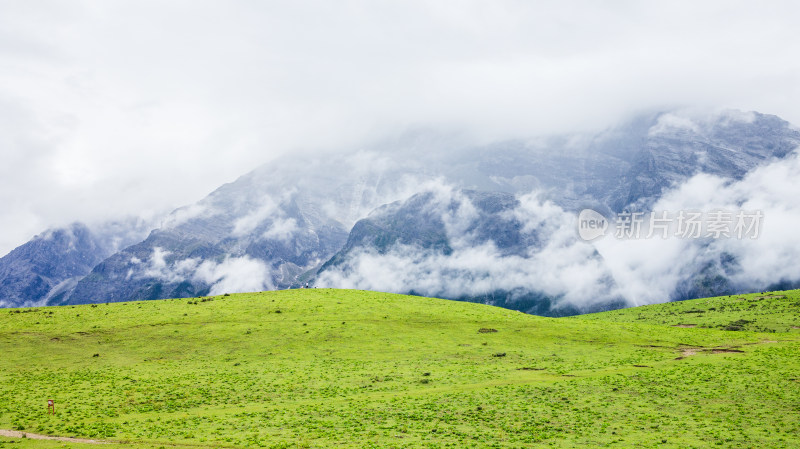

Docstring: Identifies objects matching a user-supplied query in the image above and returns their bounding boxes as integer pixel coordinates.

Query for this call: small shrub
[723,319,753,331]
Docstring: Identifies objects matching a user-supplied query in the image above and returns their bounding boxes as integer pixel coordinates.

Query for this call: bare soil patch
[0,429,106,444]
[672,324,697,328]
[754,295,787,300]
[711,348,745,354]
[680,348,701,357]
[675,346,745,359]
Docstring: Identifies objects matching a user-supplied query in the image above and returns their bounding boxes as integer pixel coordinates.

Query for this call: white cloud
[317,187,615,310]
[593,233,696,306]
[263,217,299,242]
[193,257,274,295]
[232,197,279,237]
[318,148,800,311]
[136,247,273,295]
[139,247,200,283]
[647,113,700,136]
[647,107,761,137]
[161,202,215,230]
[656,149,800,290]
[588,149,800,305]
[3,1,800,255]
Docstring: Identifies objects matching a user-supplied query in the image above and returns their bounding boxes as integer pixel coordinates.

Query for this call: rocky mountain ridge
[2,109,799,314]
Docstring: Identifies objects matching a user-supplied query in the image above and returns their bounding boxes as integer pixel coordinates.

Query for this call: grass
[577,289,800,332]
[0,288,798,448]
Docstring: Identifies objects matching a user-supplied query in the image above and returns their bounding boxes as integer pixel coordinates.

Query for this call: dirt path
[0,429,106,444]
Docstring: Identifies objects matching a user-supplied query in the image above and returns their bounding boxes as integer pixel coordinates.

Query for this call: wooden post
[47,399,55,415]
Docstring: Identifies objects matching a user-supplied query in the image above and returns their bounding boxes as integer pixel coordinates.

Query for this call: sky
[2,0,800,256]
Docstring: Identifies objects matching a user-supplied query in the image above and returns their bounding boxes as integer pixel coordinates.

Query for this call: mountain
[468,109,799,212]
[0,220,151,307]
[316,110,800,313]
[66,159,357,304]
[2,108,799,312]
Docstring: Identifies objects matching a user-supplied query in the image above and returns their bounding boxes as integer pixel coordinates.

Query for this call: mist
[316,183,617,310]
[317,150,800,310]
[3,1,800,255]
[135,247,275,296]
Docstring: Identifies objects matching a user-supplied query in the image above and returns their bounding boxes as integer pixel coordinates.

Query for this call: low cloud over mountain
[316,185,618,315]
[2,109,799,315]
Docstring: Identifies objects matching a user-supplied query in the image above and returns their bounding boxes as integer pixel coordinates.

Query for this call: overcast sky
[2,0,800,255]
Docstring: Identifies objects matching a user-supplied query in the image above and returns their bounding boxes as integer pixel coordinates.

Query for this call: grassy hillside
[577,289,800,333]
[0,289,798,448]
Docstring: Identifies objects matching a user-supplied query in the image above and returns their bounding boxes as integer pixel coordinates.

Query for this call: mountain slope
[64,153,394,304]
[471,110,800,212]
[0,221,150,307]
[577,289,800,332]
[3,108,800,309]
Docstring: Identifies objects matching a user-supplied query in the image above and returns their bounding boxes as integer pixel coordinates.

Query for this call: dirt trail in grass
[0,429,106,444]
[677,340,780,359]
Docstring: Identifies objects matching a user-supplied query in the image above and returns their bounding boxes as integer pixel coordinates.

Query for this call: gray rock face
[324,190,533,264]
[66,156,366,304]
[606,112,799,211]
[0,220,150,307]
[0,224,104,307]
[67,209,349,304]
[467,110,800,212]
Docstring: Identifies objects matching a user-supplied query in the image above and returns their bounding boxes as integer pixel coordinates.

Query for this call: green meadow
[0,289,798,448]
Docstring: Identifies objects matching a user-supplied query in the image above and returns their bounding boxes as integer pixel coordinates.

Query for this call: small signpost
[47,399,55,415]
